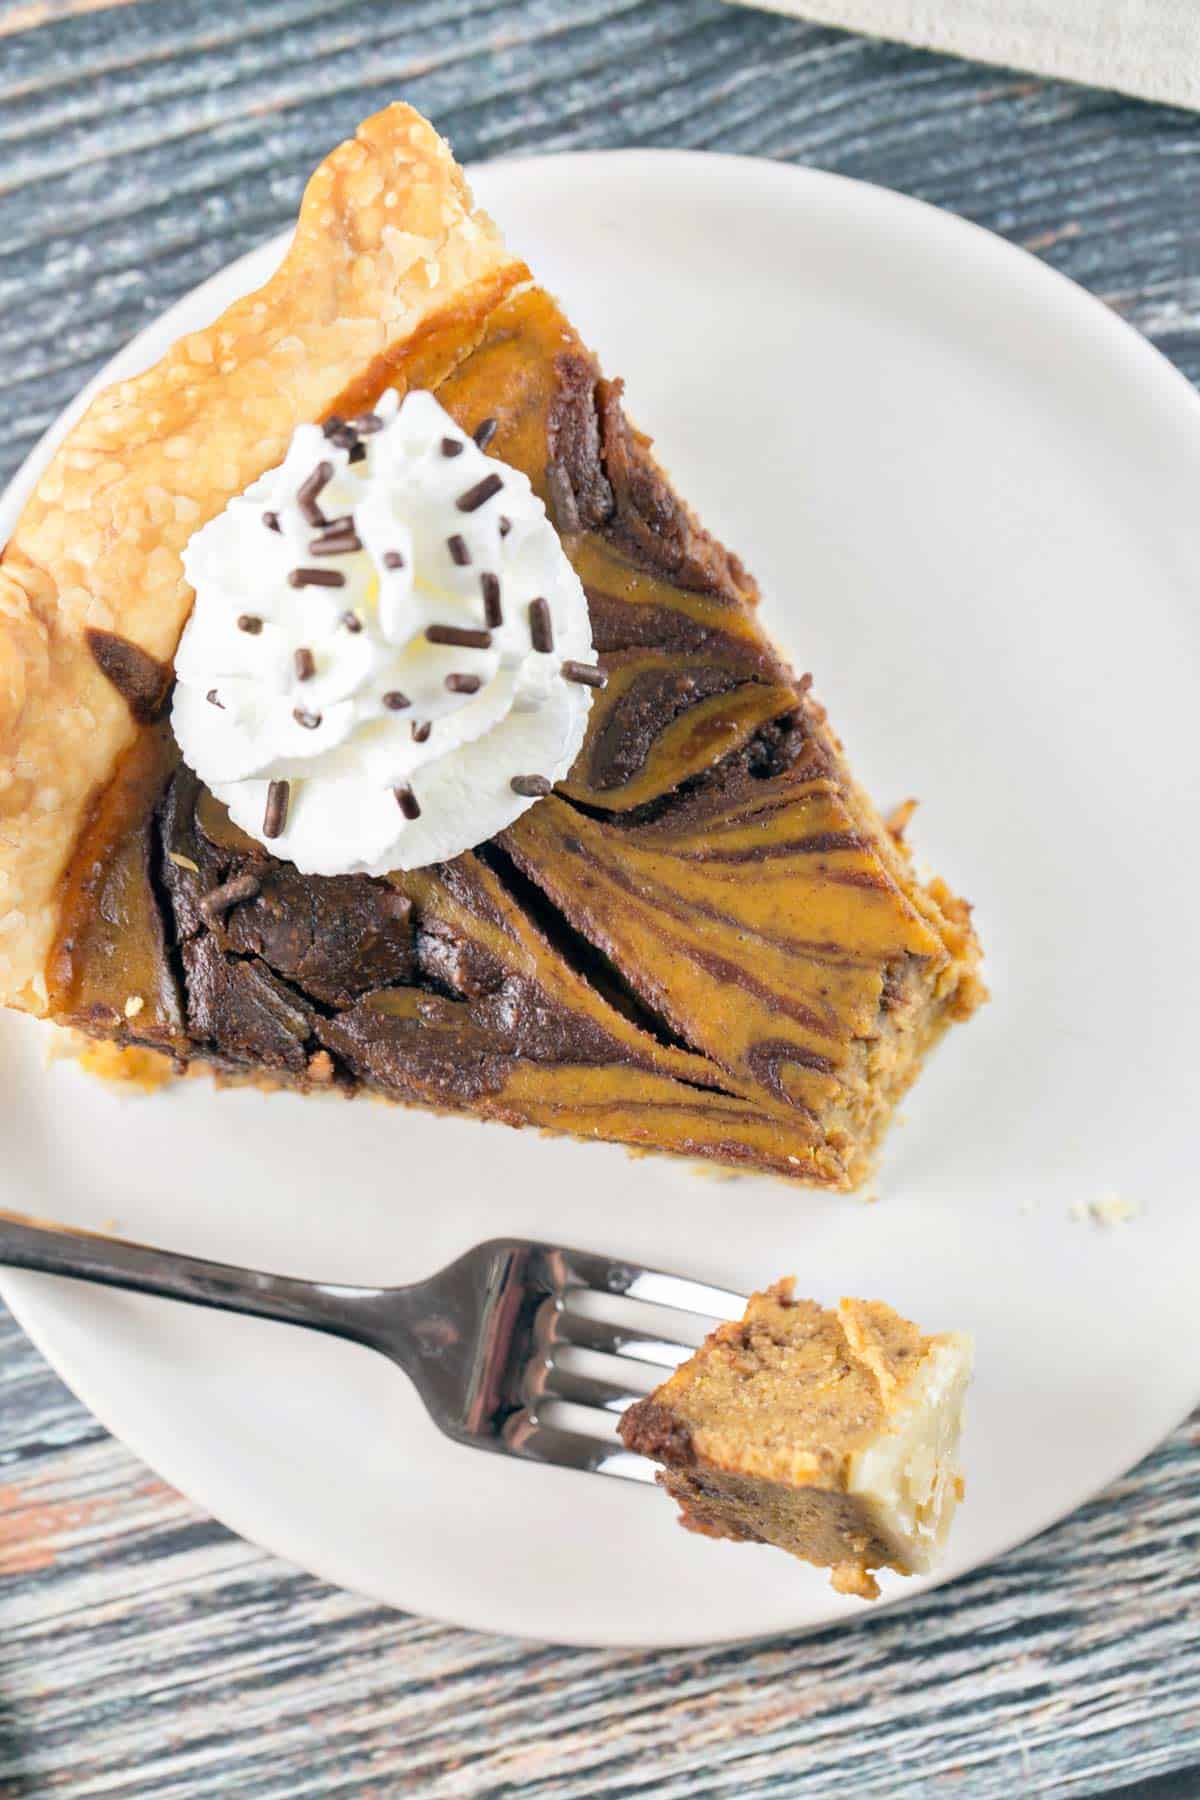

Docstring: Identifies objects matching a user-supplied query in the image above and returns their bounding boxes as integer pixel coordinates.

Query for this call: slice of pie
[0,104,983,1187]
[619,1278,973,1598]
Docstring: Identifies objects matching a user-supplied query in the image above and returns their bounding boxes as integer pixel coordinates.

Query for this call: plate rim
[2,146,1198,1648]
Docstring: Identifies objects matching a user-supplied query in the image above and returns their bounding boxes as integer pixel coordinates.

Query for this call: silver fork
[0,1213,744,1480]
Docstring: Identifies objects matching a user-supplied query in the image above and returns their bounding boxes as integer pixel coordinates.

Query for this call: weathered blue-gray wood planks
[1,2,1198,1795]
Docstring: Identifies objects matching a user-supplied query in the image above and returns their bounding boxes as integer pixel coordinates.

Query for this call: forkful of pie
[0,1209,971,1602]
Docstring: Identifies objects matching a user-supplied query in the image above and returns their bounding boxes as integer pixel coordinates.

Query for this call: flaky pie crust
[0,104,526,1013]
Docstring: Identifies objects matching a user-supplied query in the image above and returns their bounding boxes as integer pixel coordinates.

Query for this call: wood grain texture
[1,1,1198,1794]
[0,0,142,40]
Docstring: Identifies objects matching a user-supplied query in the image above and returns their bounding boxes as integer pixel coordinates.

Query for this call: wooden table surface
[1,2,1198,1794]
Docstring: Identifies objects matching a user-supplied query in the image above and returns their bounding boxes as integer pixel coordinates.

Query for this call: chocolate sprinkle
[262,510,281,533]
[288,567,346,589]
[382,690,411,711]
[293,707,322,730]
[445,673,482,695]
[351,412,384,434]
[321,416,345,439]
[206,688,224,708]
[561,659,607,688]
[327,425,359,452]
[349,442,367,465]
[394,784,421,820]
[511,774,552,798]
[411,719,432,743]
[473,417,498,450]
[382,550,405,570]
[341,611,363,633]
[263,779,290,839]
[199,872,261,923]
[528,597,554,654]
[499,516,512,537]
[481,571,502,628]
[441,436,465,457]
[309,528,362,556]
[456,472,503,513]
[447,534,471,566]
[425,624,492,649]
[294,647,316,681]
[237,614,263,634]
[297,461,333,527]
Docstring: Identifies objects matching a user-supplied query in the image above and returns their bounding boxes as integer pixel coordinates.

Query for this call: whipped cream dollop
[172,389,599,876]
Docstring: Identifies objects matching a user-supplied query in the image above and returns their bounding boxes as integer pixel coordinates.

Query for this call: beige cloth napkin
[734,0,1200,110]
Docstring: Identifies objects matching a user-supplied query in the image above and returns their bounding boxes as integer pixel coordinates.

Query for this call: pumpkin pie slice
[0,104,983,1187]
[619,1278,973,1597]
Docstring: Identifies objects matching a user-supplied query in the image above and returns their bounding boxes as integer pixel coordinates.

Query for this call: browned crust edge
[0,102,525,1014]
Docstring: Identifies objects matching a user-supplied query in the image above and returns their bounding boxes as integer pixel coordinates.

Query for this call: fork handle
[0,1207,388,1348]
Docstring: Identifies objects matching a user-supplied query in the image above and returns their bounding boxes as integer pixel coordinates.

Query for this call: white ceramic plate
[2,152,1198,1649]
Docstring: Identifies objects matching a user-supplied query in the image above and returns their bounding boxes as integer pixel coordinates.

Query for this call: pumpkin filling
[46,284,982,1188]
